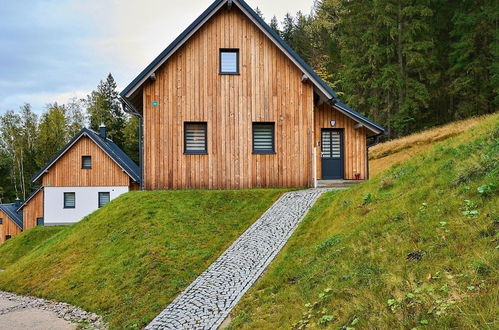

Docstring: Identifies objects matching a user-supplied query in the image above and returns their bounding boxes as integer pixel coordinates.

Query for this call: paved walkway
[0,291,106,329]
[147,188,334,330]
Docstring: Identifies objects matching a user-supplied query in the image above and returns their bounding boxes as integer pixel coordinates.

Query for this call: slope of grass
[0,189,286,329]
[0,226,65,268]
[229,114,498,329]
[369,115,493,177]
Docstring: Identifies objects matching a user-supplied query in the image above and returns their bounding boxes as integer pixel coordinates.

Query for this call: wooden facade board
[143,7,314,190]
[22,189,44,231]
[41,136,130,187]
[0,210,21,244]
[314,103,367,180]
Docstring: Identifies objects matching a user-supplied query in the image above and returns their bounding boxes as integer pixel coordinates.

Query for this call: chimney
[99,123,107,139]
[15,197,21,208]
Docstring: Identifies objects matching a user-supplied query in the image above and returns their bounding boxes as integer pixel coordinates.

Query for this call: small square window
[36,218,44,226]
[64,192,75,209]
[184,122,208,154]
[98,192,110,208]
[82,156,92,169]
[220,49,239,74]
[253,122,275,154]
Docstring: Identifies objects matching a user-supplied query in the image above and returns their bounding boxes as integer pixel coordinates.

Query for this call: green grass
[0,189,286,329]
[229,114,498,329]
[0,226,65,268]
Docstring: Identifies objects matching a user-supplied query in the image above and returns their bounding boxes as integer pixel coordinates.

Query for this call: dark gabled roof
[0,203,23,229]
[120,0,385,135]
[31,128,140,183]
[16,186,43,212]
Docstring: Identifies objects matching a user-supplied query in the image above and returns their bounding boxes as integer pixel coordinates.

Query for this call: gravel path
[0,291,106,329]
[147,188,334,330]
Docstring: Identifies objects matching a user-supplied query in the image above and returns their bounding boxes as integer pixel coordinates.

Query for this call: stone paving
[0,290,106,329]
[147,188,335,330]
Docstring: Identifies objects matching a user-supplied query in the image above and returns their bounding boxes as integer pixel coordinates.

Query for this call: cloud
[0,0,314,114]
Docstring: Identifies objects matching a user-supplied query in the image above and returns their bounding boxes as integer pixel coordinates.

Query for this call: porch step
[316,180,364,188]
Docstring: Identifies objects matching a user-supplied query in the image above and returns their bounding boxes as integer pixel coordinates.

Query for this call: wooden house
[120,0,384,190]
[0,201,23,244]
[17,126,140,232]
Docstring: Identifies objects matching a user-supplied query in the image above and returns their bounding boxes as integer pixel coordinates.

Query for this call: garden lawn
[229,114,498,329]
[0,189,286,329]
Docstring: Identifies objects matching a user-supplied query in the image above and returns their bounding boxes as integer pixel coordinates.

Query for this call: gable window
[220,49,239,74]
[64,192,75,209]
[98,192,110,208]
[253,122,275,154]
[184,122,208,154]
[82,156,92,169]
[0,218,2,224]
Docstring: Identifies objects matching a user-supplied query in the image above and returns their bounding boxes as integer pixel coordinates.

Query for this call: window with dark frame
[184,122,208,154]
[220,49,239,74]
[36,218,44,226]
[64,192,75,209]
[98,192,110,208]
[82,155,92,169]
[252,122,275,154]
[0,218,2,225]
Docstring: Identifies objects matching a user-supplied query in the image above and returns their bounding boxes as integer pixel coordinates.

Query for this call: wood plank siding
[22,189,44,230]
[314,103,368,180]
[42,136,130,187]
[0,210,21,244]
[142,6,314,189]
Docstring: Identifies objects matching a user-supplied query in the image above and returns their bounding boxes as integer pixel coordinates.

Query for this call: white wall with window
[44,186,129,225]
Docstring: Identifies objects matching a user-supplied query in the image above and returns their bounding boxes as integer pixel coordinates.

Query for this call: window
[36,218,44,226]
[64,192,75,208]
[253,122,275,154]
[184,122,208,154]
[98,192,110,208]
[220,49,239,74]
[82,156,92,169]
[0,218,2,225]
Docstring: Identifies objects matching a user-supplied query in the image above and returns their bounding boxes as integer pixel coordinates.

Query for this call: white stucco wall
[44,186,129,225]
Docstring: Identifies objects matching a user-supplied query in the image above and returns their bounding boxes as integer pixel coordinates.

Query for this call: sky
[0,0,315,114]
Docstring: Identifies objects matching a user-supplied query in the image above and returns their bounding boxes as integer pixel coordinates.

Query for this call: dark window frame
[219,49,240,75]
[0,218,2,225]
[36,218,44,226]
[98,192,111,208]
[82,155,92,169]
[63,192,76,209]
[252,122,276,155]
[184,122,208,155]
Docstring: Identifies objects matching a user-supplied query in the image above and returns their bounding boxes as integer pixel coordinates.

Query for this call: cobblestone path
[147,188,334,330]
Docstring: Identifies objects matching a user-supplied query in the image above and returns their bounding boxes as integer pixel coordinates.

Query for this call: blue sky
[0,0,315,114]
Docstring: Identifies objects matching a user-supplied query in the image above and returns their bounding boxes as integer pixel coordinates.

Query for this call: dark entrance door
[321,129,344,179]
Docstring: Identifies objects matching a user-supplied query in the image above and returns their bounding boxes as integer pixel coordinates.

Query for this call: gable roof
[120,0,385,135]
[16,186,43,212]
[31,128,140,183]
[0,203,23,229]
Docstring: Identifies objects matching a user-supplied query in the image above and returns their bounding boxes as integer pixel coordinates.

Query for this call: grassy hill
[0,189,286,329]
[0,226,64,268]
[228,114,498,329]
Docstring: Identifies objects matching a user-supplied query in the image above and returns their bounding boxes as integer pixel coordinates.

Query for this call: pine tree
[270,16,280,35]
[281,13,295,45]
[448,0,498,119]
[85,73,126,147]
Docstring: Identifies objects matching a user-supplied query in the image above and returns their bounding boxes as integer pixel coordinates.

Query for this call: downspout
[119,96,144,191]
